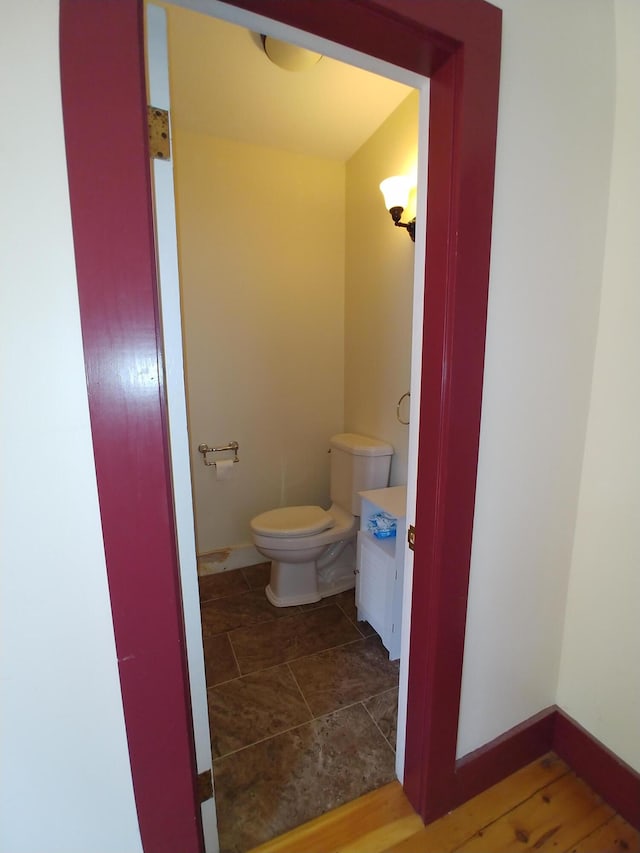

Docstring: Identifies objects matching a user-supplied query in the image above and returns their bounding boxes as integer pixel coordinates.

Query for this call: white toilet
[250,433,393,607]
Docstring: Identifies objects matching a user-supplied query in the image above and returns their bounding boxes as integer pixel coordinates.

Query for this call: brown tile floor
[198,562,400,853]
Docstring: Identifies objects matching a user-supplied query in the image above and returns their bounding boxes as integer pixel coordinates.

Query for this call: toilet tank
[329,433,394,516]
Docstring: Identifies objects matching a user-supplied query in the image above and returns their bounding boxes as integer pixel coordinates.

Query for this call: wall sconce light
[379,176,416,242]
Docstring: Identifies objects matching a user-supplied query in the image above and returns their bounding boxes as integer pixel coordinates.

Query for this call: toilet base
[265,559,320,607]
[265,541,357,608]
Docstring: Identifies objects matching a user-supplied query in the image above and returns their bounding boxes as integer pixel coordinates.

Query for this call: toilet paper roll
[215,459,235,481]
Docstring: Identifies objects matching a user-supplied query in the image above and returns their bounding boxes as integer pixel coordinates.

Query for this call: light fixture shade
[379,175,412,212]
[262,36,322,71]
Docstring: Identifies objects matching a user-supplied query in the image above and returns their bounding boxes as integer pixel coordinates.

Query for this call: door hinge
[407,524,416,551]
[147,106,170,160]
[197,769,213,804]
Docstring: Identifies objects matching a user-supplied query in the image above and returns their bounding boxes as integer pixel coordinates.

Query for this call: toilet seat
[251,504,356,553]
[250,505,335,539]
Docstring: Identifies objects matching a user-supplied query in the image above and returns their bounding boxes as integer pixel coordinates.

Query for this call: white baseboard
[197,544,264,575]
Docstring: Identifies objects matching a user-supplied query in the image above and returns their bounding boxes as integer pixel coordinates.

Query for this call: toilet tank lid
[330,433,394,457]
[250,506,335,538]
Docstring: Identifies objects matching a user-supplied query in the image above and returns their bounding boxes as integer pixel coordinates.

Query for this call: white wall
[172,131,345,555]
[556,0,640,773]
[345,92,419,485]
[0,4,142,851]
[457,0,616,757]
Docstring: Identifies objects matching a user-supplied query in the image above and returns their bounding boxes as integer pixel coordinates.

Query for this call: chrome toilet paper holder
[198,440,239,467]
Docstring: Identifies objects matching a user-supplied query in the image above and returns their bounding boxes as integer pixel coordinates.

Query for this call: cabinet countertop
[358,484,407,518]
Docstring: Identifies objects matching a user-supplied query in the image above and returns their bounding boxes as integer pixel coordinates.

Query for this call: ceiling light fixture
[379,176,416,242]
[261,35,322,72]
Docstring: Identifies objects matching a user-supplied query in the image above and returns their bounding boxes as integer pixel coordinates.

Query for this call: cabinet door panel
[356,532,389,636]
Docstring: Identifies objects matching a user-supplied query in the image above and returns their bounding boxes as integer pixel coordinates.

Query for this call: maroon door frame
[60,0,501,849]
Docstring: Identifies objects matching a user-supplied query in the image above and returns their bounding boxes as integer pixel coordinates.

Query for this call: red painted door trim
[59,0,501,847]
[59,3,202,852]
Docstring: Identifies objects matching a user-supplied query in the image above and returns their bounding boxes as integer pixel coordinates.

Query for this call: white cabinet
[356,485,406,660]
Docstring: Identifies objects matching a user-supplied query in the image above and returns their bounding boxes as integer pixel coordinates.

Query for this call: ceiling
[163,5,414,162]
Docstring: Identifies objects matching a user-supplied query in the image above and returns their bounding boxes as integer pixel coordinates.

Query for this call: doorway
[59,1,501,850]
[153,8,425,847]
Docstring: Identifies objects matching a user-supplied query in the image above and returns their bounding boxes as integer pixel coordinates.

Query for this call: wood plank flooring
[250,753,640,853]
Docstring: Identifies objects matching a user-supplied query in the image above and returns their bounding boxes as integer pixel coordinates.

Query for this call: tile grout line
[221,602,338,644]
[213,713,327,763]
[209,637,397,696]
[361,697,396,755]
[237,600,350,629]
[209,673,398,721]
[226,630,243,681]
[208,656,286,690]
[209,649,348,692]
[211,628,397,690]
[205,592,365,646]
[202,598,297,641]
[213,697,394,763]
[335,597,372,638]
[335,598,358,627]
[198,581,250,606]
[365,685,399,702]
[283,665,399,725]
[208,604,371,687]
[240,565,271,591]
[222,599,370,672]
[198,571,251,605]
[207,601,396,691]
[231,634,368,677]
[211,633,371,688]
[286,662,315,721]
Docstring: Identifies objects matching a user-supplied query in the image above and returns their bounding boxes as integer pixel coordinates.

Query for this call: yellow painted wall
[344,92,419,485]
[172,131,345,552]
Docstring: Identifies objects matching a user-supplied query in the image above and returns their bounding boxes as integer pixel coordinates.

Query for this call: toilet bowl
[250,433,393,607]
[251,503,358,606]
